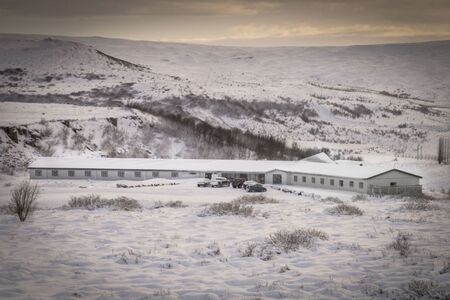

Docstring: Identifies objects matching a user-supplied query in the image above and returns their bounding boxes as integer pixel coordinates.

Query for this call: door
[273,174,282,184]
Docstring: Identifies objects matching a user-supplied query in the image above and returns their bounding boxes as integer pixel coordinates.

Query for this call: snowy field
[1,166,449,299]
[0,102,132,126]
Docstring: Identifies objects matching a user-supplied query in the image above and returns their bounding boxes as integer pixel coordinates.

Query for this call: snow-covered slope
[1,34,449,170]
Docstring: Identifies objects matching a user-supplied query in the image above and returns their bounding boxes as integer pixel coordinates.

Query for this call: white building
[28,153,422,195]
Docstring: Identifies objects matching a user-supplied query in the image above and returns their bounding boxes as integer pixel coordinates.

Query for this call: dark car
[246,183,267,193]
[231,178,245,188]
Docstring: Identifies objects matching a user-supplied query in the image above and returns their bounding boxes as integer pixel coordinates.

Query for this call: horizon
[2,31,450,49]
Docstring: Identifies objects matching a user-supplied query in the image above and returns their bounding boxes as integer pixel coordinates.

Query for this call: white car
[211,177,230,188]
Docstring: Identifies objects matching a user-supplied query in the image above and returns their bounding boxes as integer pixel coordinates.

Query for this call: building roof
[301,152,335,164]
[28,156,421,180]
[28,157,298,173]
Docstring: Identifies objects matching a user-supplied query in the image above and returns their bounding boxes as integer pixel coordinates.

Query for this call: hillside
[1,34,449,170]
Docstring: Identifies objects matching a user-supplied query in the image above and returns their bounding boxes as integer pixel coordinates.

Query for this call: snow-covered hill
[1,34,449,170]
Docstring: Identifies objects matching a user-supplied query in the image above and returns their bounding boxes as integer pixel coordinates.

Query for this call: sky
[0,0,450,47]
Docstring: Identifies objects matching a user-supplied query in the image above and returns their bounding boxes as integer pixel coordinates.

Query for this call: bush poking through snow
[235,194,279,204]
[152,200,187,209]
[201,200,254,217]
[66,194,142,211]
[407,280,439,299]
[321,197,344,204]
[8,181,40,222]
[266,228,329,252]
[401,198,438,211]
[352,194,368,202]
[439,262,450,274]
[164,200,187,208]
[241,228,328,260]
[388,232,411,257]
[328,203,364,216]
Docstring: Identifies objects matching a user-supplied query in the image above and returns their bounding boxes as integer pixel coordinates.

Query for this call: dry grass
[240,228,329,261]
[201,200,254,217]
[321,197,344,204]
[266,228,329,252]
[352,194,368,202]
[235,195,278,204]
[401,198,438,211]
[388,232,411,257]
[328,203,364,216]
[66,194,142,211]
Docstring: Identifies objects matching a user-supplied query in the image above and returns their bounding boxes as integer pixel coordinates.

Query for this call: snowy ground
[0,102,133,126]
[0,165,449,299]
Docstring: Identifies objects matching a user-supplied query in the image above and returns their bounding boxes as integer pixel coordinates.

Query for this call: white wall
[289,172,368,193]
[265,170,288,185]
[367,170,420,187]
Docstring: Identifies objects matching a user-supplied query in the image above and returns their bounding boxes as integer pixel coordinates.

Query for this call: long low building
[28,153,422,195]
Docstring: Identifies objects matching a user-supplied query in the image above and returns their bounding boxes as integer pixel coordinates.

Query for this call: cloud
[0,0,277,18]
[174,23,450,44]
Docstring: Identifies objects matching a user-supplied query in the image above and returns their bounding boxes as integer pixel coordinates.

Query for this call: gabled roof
[366,168,423,179]
[300,152,335,164]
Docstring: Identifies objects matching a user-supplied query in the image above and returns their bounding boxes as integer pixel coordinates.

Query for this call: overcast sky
[1,0,449,46]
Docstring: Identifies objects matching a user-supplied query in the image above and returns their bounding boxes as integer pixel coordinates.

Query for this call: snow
[0,174,449,299]
[0,102,133,126]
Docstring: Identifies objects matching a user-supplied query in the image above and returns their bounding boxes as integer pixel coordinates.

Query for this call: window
[101,170,108,177]
[35,170,42,176]
[134,171,141,178]
[118,171,125,177]
[51,170,58,177]
[311,177,316,184]
[152,171,159,178]
[349,181,354,188]
[359,182,364,189]
[330,179,335,186]
[273,174,282,184]
[171,171,178,178]
[68,170,75,177]
[294,175,298,182]
[390,182,397,187]
[85,170,91,177]
[302,176,306,183]
[189,172,197,175]
[320,178,324,185]
[339,180,344,187]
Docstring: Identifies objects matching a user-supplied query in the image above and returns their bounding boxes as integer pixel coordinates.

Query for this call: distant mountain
[0,34,449,170]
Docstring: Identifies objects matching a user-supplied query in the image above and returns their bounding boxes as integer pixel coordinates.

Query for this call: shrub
[402,198,438,211]
[66,194,142,211]
[266,228,329,252]
[8,181,40,221]
[201,200,254,217]
[321,197,344,204]
[235,195,278,204]
[439,262,450,274]
[388,232,411,257]
[164,200,187,208]
[406,280,437,298]
[352,194,368,202]
[328,203,363,216]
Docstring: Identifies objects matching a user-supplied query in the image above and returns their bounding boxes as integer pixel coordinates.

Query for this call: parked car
[211,177,230,188]
[197,179,211,187]
[243,180,258,190]
[231,178,246,188]
[246,183,267,193]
